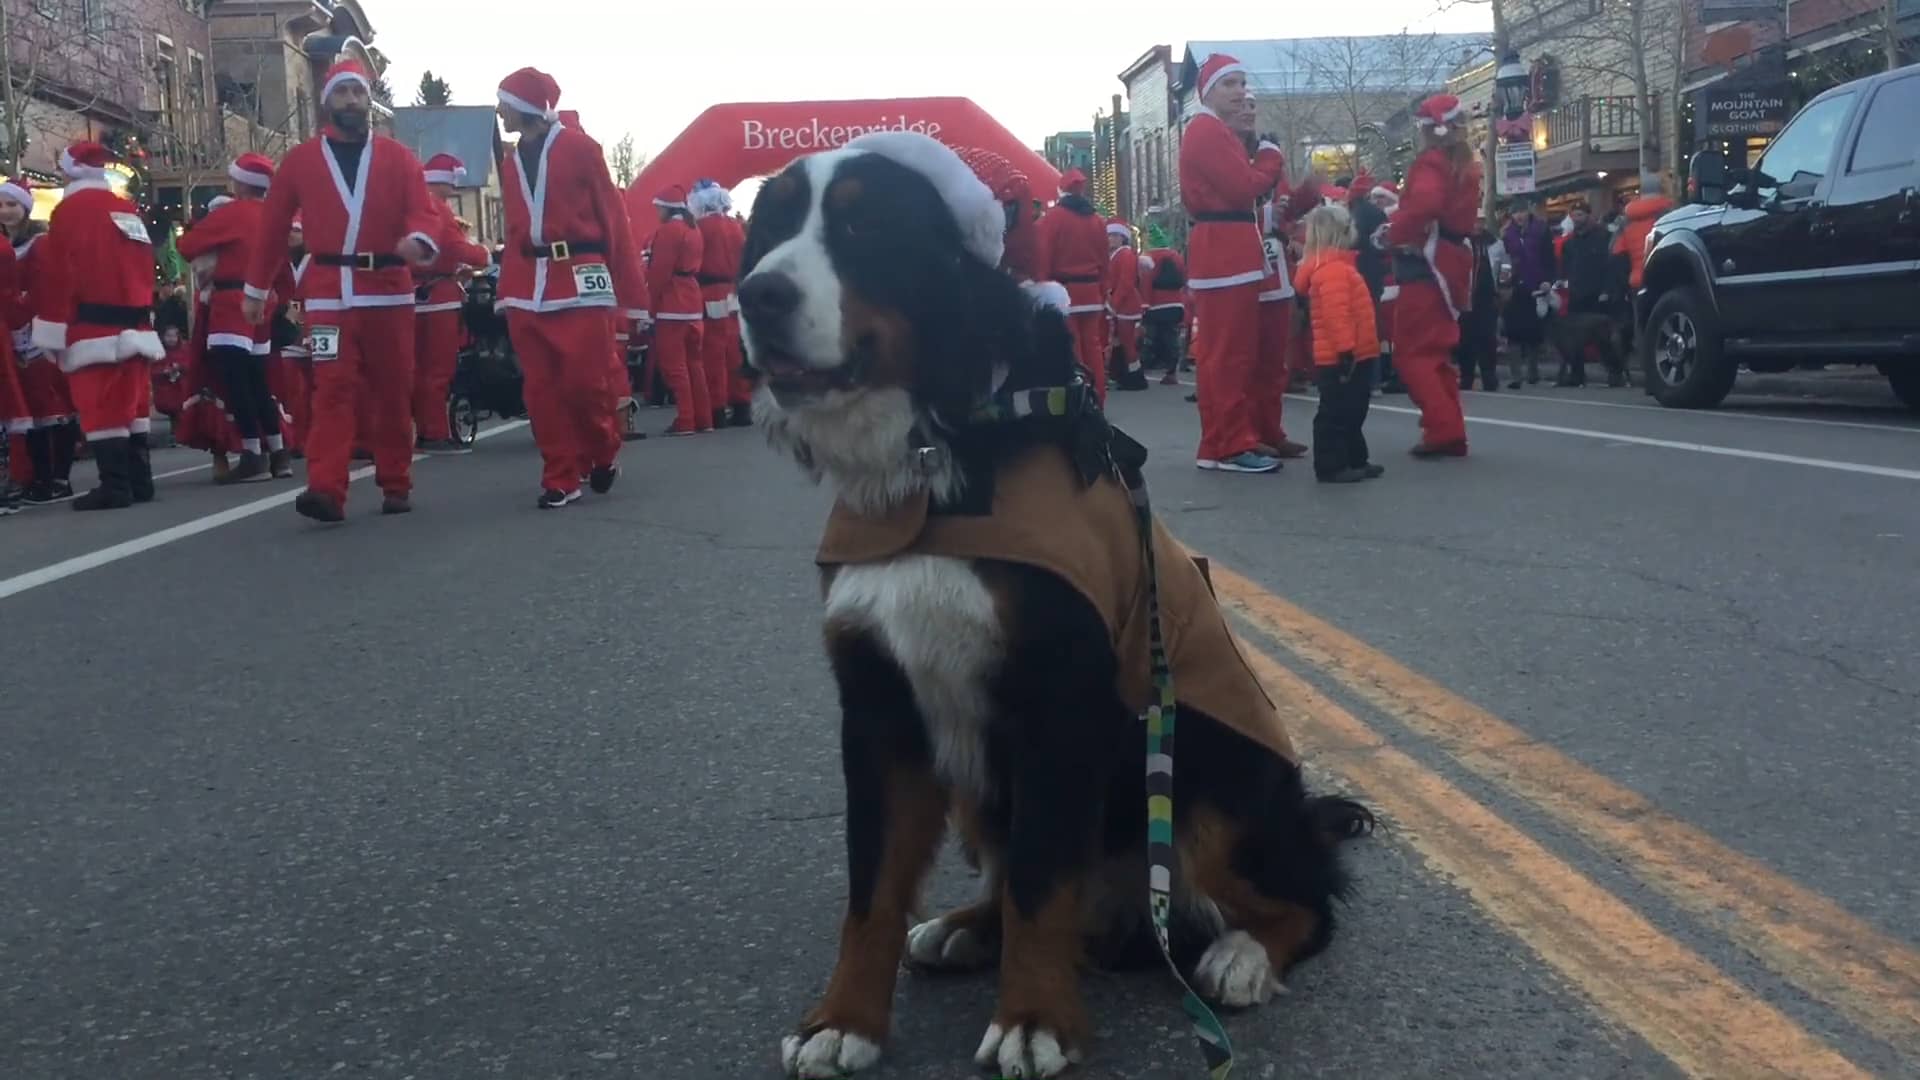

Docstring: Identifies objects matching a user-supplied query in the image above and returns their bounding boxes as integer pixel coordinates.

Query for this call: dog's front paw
[974,1019,1082,1078]
[781,1027,882,1078]
[1193,929,1284,1008]
[907,913,995,971]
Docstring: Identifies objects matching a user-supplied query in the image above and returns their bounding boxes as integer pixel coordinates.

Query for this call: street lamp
[1495,52,1530,121]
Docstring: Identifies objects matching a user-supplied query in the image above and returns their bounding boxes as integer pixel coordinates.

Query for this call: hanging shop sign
[1701,83,1791,138]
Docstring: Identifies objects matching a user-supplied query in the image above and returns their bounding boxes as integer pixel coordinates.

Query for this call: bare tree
[1298,33,1465,178]
[607,132,644,189]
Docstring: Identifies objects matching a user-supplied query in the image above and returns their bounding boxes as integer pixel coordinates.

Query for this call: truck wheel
[1642,287,1736,409]
[1883,364,1920,412]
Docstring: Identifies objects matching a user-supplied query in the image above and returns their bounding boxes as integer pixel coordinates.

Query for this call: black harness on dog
[910,375,1238,1079]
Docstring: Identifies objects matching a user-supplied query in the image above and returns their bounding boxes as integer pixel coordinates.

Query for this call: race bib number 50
[308,326,341,360]
[573,262,614,300]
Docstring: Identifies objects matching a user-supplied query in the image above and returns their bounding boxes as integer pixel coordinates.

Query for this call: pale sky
[375,0,1490,165]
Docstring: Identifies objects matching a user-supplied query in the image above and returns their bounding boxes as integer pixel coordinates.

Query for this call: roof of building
[390,106,501,189]
[1119,44,1175,86]
[1178,35,1490,96]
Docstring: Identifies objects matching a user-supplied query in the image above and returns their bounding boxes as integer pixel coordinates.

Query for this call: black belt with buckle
[1054,274,1100,284]
[526,239,607,261]
[694,273,734,286]
[75,302,150,328]
[210,279,247,291]
[1191,211,1255,224]
[315,252,406,270]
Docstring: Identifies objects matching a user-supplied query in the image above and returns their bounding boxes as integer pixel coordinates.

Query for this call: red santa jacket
[177,196,272,352]
[1143,248,1187,313]
[5,227,43,361]
[1106,244,1144,320]
[646,217,703,321]
[1385,147,1484,319]
[498,123,647,321]
[243,130,441,314]
[1258,172,1317,304]
[1178,109,1286,291]
[695,212,745,319]
[31,179,163,372]
[1032,196,1108,315]
[413,199,490,314]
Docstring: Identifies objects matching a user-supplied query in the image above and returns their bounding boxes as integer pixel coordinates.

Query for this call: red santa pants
[701,313,740,415]
[1065,311,1107,404]
[411,308,462,442]
[66,359,152,440]
[1111,317,1140,376]
[306,306,417,505]
[652,318,709,432]
[1392,282,1468,448]
[267,353,312,453]
[1256,298,1295,447]
[509,308,622,494]
[21,360,75,426]
[1191,283,1266,462]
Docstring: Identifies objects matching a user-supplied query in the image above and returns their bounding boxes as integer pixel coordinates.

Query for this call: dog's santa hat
[423,153,467,186]
[498,66,560,122]
[0,177,32,211]
[1414,93,1467,137]
[1106,218,1134,240]
[1196,53,1248,100]
[228,152,275,190]
[319,59,372,103]
[843,130,1007,272]
[59,140,113,180]
[653,184,689,211]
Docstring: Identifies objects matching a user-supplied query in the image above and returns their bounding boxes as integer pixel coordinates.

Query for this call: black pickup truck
[1635,65,1920,410]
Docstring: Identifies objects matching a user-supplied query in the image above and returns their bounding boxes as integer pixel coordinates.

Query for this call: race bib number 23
[308,326,341,360]
[573,262,614,300]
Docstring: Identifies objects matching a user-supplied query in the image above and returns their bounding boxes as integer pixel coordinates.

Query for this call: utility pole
[1886,0,1902,71]
[1486,0,1511,219]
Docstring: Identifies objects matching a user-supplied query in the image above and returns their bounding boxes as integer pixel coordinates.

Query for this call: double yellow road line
[1204,560,1919,1079]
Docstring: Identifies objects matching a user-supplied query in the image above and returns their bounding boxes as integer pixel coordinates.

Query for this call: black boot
[50,421,77,497]
[127,432,155,503]
[72,437,134,511]
[221,450,268,484]
[728,403,753,427]
[21,427,55,503]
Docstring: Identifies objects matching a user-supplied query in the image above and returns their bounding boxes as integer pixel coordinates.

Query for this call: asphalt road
[4,372,1917,1080]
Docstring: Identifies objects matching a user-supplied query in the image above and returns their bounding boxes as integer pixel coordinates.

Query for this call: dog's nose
[739,271,800,322]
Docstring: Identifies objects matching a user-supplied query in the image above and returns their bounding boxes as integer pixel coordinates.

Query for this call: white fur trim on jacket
[54,328,164,373]
[1020,280,1071,314]
[31,318,67,353]
[844,130,1006,270]
[228,162,271,189]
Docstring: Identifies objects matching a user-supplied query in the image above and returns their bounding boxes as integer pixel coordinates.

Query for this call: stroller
[447,263,527,447]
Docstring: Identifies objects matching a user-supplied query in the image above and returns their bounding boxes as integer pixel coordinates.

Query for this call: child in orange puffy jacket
[1293,205,1382,483]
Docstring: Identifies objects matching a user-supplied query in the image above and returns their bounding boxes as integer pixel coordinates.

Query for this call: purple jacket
[1502,216,1554,291]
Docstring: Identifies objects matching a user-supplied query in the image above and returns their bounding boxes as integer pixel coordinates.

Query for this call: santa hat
[320,59,372,103]
[1196,53,1247,100]
[956,146,1031,207]
[1106,219,1133,239]
[1138,254,1155,273]
[688,178,731,217]
[1414,94,1467,137]
[1059,169,1088,196]
[423,153,467,186]
[289,213,303,231]
[1370,181,1400,205]
[498,66,560,121]
[207,194,234,212]
[228,152,275,190]
[653,184,689,211]
[0,179,31,211]
[843,130,1005,270]
[1348,171,1376,199]
[59,141,112,180]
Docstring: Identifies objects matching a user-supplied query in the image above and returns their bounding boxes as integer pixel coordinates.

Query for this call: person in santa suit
[645,184,708,436]
[410,153,491,455]
[1385,94,1481,457]
[0,180,38,511]
[690,178,750,427]
[31,141,166,510]
[264,214,312,456]
[1254,169,1316,459]
[1032,168,1111,401]
[1103,218,1149,392]
[1178,53,1289,473]
[557,108,648,450]
[176,152,292,483]
[1139,238,1187,384]
[241,59,443,522]
[3,179,79,505]
[495,67,649,507]
[956,146,1038,282]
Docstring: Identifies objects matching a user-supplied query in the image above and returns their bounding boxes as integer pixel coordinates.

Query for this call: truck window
[1848,76,1920,174]
[1753,92,1855,190]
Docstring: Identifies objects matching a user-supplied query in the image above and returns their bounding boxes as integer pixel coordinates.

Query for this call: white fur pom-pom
[1020,280,1071,314]
[1139,254,1155,273]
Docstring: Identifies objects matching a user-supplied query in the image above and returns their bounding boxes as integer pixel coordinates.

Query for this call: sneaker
[1197,451,1281,474]
[380,494,412,515]
[1361,463,1386,479]
[588,463,619,494]
[1409,439,1469,458]
[419,437,471,455]
[537,488,582,509]
[22,480,74,505]
[1316,467,1368,484]
[293,490,345,523]
[0,490,18,515]
[1273,439,1309,459]
[665,423,699,437]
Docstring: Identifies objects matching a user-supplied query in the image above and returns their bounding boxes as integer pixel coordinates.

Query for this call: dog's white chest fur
[825,556,1004,797]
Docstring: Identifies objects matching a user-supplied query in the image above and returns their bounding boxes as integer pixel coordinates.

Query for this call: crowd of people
[1,59,755,522]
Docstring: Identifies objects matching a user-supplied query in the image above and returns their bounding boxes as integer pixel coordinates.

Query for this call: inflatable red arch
[624,97,1060,246]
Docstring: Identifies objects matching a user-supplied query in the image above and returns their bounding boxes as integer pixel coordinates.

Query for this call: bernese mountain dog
[737,133,1373,1079]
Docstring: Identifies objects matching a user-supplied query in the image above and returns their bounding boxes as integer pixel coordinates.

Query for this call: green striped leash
[966,378,1236,1079]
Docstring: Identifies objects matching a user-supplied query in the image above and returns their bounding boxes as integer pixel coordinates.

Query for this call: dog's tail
[1307,795,1377,846]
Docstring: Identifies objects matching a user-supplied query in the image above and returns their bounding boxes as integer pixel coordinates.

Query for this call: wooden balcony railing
[1540,94,1660,150]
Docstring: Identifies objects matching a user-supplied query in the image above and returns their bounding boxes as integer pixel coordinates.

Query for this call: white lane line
[153,462,213,480]
[1351,402,1920,481]
[1459,388,1920,435]
[0,421,530,603]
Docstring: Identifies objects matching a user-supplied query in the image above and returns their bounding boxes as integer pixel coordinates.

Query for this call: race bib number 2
[308,326,341,360]
[572,262,614,300]
[1262,236,1283,277]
